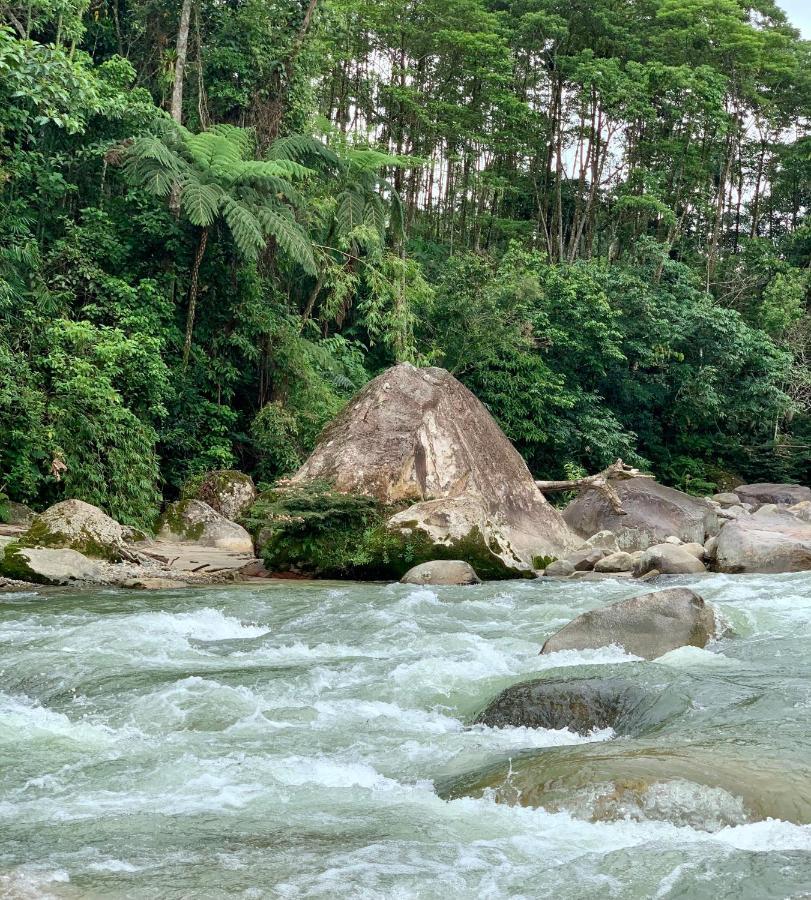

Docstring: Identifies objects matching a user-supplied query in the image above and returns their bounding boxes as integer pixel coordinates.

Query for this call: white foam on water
[711,818,811,851]
[0,692,117,748]
[654,645,733,668]
[312,699,463,734]
[0,868,70,899]
[124,607,270,641]
[466,722,616,749]
[86,858,140,873]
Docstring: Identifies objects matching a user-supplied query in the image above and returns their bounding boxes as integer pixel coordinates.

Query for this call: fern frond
[180,179,222,227]
[267,134,340,168]
[221,196,265,258]
[256,206,317,275]
[245,159,312,181]
[335,188,365,236]
[363,193,386,237]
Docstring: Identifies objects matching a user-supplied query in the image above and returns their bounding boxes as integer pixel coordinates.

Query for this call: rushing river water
[1,574,811,898]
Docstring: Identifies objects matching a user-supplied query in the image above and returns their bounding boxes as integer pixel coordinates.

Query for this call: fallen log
[535,459,652,516]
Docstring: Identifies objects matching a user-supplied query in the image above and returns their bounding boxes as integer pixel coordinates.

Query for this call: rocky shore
[3,364,811,593]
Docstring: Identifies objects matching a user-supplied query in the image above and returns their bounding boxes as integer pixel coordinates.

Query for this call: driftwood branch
[535,458,652,516]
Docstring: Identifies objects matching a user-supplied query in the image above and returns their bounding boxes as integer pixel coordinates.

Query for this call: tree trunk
[183,227,209,366]
[535,459,652,516]
[171,0,192,124]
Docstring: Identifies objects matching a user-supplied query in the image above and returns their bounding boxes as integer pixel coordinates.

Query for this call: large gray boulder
[293,363,578,574]
[16,499,130,561]
[632,543,706,577]
[735,483,811,508]
[540,588,716,660]
[715,507,811,573]
[401,560,480,585]
[157,500,254,553]
[0,546,102,585]
[183,470,257,522]
[562,478,718,551]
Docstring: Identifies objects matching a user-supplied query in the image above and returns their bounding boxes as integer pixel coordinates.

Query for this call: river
[1,574,810,898]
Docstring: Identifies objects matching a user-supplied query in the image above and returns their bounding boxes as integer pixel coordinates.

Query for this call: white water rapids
[1,574,810,898]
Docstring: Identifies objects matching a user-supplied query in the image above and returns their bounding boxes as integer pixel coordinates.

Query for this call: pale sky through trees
[779,0,810,37]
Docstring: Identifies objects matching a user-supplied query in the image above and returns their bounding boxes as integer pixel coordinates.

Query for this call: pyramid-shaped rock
[292,363,577,572]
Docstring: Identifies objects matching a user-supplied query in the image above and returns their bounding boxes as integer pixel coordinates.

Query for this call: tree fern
[257,207,317,275]
[180,179,222,227]
[221,196,265,258]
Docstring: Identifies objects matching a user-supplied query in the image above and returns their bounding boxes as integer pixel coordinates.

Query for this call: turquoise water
[1,574,810,898]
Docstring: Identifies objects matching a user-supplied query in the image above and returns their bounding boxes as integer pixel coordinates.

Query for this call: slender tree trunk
[183,227,209,366]
[171,0,192,123]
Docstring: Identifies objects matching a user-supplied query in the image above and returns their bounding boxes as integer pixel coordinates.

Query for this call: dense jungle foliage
[1,0,809,526]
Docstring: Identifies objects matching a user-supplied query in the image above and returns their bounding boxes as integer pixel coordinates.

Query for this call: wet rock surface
[540,588,716,660]
[715,507,811,573]
[401,560,481,585]
[475,676,661,736]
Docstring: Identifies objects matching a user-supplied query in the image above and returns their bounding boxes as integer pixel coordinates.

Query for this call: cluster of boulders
[541,478,811,580]
[0,470,260,589]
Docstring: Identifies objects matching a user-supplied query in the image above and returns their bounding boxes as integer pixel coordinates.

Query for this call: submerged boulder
[157,500,254,553]
[540,587,716,660]
[444,742,811,828]
[475,677,658,736]
[563,478,718,551]
[715,507,811,573]
[183,470,257,522]
[13,499,130,561]
[291,363,577,576]
[734,482,811,508]
[401,560,480,586]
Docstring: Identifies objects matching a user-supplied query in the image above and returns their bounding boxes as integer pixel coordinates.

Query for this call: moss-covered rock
[181,470,257,522]
[246,481,530,580]
[157,499,254,552]
[0,542,103,584]
[15,499,129,561]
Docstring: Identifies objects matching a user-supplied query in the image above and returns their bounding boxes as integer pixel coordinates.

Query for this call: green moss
[532,555,556,570]
[156,500,206,541]
[0,543,55,583]
[15,517,121,561]
[246,481,532,581]
[181,470,254,516]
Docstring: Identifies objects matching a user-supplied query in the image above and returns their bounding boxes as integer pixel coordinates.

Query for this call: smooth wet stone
[0,547,102,585]
[563,477,719,551]
[444,742,811,828]
[157,500,254,553]
[715,507,811,573]
[544,558,575,576]
[400,560,481,585]
[593,551,636,573]
[475,676,657,736]
[540,587,716,660]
